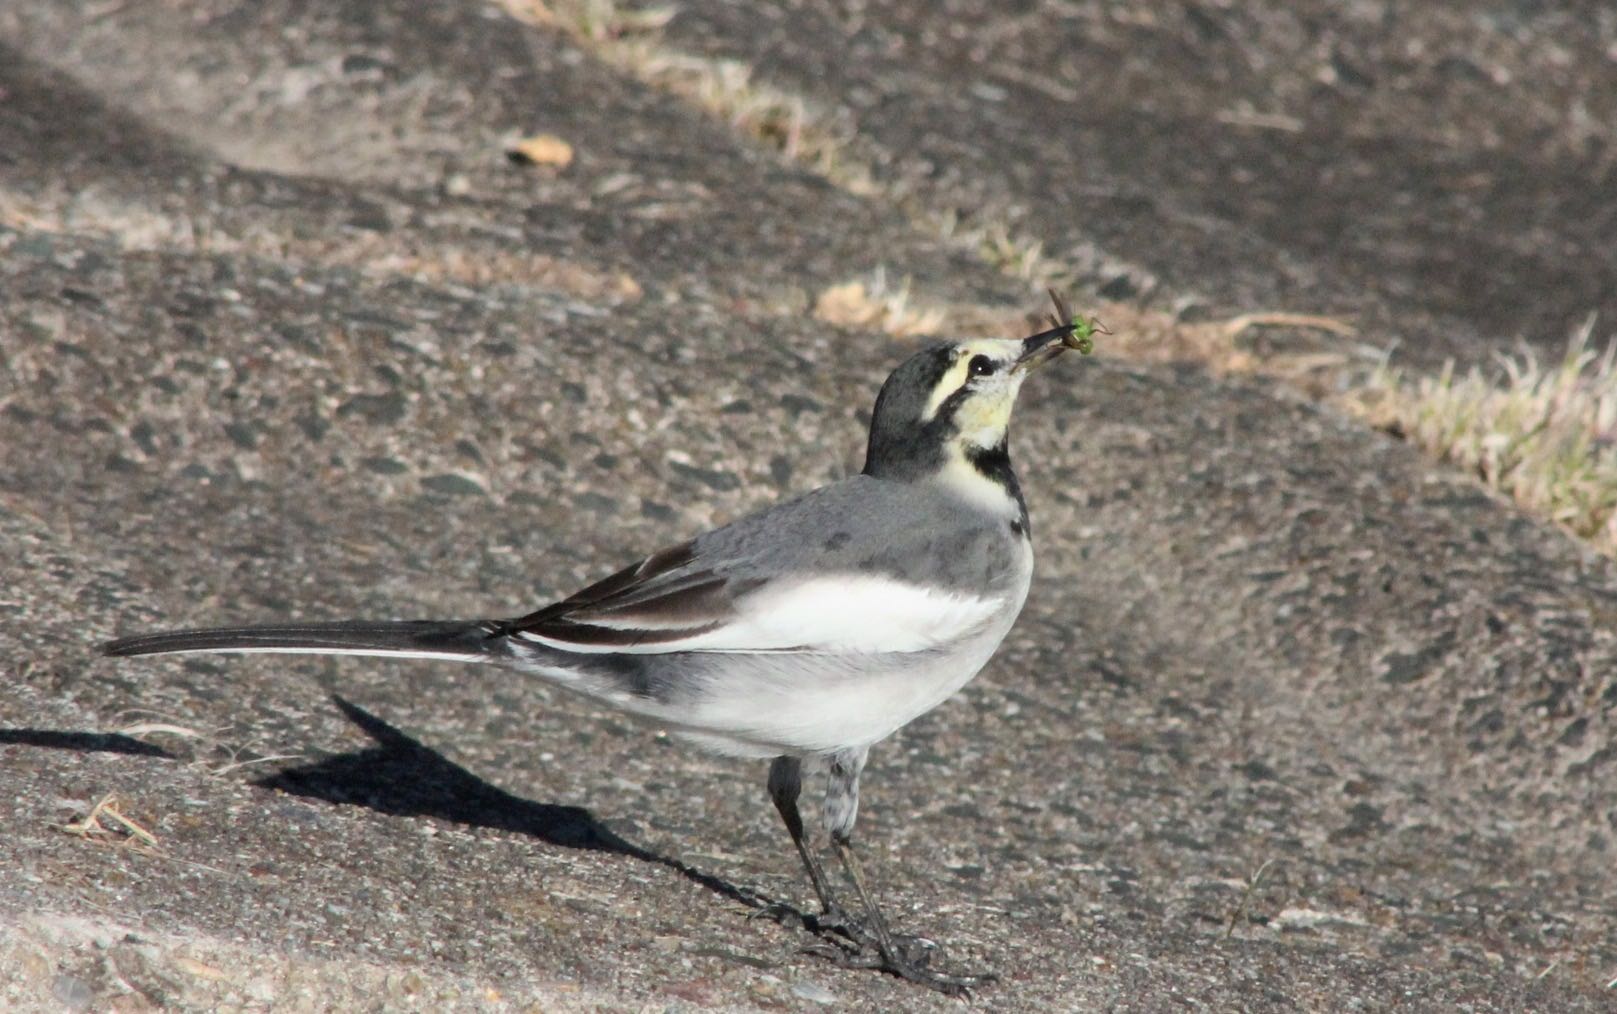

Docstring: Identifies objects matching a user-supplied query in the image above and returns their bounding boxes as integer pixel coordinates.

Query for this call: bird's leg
[818,748,910,959]
[819,748,995,997]
[767,755,843,919]
[812,747,876,941]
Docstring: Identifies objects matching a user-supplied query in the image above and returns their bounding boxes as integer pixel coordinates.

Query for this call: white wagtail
[104,294,1097,995]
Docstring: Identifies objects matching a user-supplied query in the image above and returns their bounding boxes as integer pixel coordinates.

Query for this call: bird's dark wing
[503,540,761,650]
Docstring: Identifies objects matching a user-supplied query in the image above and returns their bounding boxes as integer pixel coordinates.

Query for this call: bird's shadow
[6,699,817,945]
[0,728,178,758]
[254,695,800,921]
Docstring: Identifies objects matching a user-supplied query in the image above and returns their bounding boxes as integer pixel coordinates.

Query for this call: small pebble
[790,980,839,1005]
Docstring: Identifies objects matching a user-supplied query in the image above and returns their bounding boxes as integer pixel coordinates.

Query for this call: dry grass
[507,0,1617,560]
[58,794,160,851]
[57,792,234,875]
[114,711,307,777]
[1226,858,1280,940]
[499,0,1081,289]
[813,269,949,338]
[1095,306,1362,378]
[506,0,1363,363]
[924,211,1067,289]
[500,0,878,197]
[1351,315,1617,554]
[813,277,1368,399]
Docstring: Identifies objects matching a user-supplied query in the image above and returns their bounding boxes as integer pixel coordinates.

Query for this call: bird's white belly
[683,544,1034,757]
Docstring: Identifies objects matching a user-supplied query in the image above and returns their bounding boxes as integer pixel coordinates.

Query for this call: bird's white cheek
[956,383,1020,448]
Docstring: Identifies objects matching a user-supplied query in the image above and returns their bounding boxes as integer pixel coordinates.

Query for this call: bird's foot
[800,907,995,997]
[747,899,815,930]
[801,902,865,948]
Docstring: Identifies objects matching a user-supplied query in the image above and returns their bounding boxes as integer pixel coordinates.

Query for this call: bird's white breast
[681,535,1035,756]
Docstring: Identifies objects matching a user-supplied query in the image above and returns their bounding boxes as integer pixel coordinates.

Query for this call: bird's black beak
[1012,323,1076,375]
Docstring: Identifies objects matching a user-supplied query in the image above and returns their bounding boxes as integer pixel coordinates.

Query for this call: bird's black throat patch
[966,440,1030,533]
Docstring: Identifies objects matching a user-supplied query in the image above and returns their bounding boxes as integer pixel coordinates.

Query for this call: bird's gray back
[692,475,1028,598]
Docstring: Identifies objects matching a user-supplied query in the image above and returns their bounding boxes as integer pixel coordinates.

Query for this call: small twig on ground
[58,794,234,875]
[1226,858,1277,939]
[116,721,211,741]
[211,752,307,777]
[58,793,160,849]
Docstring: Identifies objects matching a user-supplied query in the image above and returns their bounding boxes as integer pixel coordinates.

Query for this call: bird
[103,294,1095,995]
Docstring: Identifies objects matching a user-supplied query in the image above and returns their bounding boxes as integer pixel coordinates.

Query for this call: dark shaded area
[664,1,1617,369]
[0,39,202,179]
[257,696,801,921]
[0,729,177,759]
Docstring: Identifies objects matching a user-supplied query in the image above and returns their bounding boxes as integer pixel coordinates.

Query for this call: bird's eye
[968,355,997,378]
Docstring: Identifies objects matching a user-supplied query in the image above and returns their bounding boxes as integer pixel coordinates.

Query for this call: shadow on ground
[255,696,799,921]
[0,729,177,759]
[2,700,804,925]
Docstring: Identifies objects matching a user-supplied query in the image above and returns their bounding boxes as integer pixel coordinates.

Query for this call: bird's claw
[823,941,993,997]
[803,903,863,944]
[799,907,994,997]
[747,900,812,930]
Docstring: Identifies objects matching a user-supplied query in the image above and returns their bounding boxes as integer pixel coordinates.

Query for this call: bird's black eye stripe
[968,354,997,378]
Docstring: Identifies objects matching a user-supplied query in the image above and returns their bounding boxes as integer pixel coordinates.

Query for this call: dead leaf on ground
[507,133,575,168]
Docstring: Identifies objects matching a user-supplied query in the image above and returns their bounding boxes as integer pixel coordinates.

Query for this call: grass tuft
[1352,315,1617,553]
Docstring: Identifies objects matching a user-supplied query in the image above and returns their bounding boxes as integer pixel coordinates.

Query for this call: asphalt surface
[3,1,1615,1010]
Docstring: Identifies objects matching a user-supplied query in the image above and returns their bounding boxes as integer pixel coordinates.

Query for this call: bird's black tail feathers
[101,619,508,662]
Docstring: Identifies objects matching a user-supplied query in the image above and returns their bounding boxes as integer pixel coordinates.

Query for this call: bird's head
[862,304,1092,515]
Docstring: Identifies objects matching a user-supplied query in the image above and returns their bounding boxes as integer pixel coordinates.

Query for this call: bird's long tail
[101,619,509,664]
